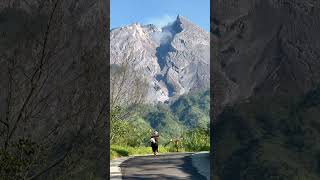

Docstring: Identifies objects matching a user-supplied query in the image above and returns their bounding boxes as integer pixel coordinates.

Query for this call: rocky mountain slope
[212,1,320,180]
[213,0,320,110]
[111,15,210,103]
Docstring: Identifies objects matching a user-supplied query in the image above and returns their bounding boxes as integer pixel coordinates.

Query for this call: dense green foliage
[182,127,210,152]
[111,112,150,147]
[0,139,44,180]
[171,89,210,129]
[110,89,210,159]
[110,145,171,159]
[214,86,320,180]
[141,104,185,143]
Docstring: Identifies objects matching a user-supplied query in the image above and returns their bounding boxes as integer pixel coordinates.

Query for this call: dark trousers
[151,143,158,152]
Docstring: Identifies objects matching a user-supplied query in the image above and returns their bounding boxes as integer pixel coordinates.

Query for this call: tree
[182,127,210,151]
[110,50,148,119]
[110,49,149,147]
[0,0,108,179]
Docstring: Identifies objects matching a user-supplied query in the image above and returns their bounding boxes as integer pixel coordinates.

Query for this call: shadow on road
[120,153,206,180]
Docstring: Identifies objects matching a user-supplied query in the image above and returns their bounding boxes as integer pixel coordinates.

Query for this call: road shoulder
[191,151,210,180]
[110,154,155,179]
[110,157,130,180]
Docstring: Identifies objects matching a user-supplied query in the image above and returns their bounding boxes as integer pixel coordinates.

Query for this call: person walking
[150,130,159,156]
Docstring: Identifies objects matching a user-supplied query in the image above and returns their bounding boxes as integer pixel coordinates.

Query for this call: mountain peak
[110,16,210,103]
[160,15,193,33]
[177,15,195,25]
[173,15,207,32]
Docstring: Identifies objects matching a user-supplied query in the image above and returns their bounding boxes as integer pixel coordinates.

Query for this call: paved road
[120,153,207,180]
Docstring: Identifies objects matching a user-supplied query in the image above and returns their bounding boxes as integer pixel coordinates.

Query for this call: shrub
[182,127,210,152]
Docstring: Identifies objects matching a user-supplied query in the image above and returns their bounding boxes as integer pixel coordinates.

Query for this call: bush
[110,145,171,160]
[182,127,210,152]
[0,138,43,180]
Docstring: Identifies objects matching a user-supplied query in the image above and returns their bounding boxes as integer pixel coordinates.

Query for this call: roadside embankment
[191,151,210,180]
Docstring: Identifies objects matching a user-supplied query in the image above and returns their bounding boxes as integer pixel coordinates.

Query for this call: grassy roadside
[110,145,186,160]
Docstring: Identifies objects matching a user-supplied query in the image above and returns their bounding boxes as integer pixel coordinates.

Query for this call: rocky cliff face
[111,15,210,103]
[212,1,320,179]
[213,0,320,108]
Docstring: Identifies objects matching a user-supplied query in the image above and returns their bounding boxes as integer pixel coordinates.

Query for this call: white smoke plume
[144,14,176,45]
[144,14,175,28]
[152,30,173,45]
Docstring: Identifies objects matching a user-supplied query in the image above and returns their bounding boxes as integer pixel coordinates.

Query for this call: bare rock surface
[110,16,210,103]
[213,0,320,109]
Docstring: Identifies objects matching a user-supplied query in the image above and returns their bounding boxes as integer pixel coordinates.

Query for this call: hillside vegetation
[214,86,320,180]
[110,89,210,159]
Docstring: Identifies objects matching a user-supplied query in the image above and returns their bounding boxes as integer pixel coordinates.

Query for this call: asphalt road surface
[120,153,207,180]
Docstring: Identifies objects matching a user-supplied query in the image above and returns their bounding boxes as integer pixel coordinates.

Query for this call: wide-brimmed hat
[152,130,159,137]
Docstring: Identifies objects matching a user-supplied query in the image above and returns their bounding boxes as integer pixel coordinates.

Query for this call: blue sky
[110,0,210,31]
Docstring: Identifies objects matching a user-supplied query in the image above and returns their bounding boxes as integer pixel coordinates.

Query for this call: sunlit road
[120,153,206,180]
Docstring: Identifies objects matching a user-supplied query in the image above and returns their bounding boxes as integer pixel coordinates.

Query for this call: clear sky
[110,0,210,31]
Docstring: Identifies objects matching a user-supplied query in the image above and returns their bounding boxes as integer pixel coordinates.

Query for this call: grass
[110,145,167,160]
[110,145,188,160]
